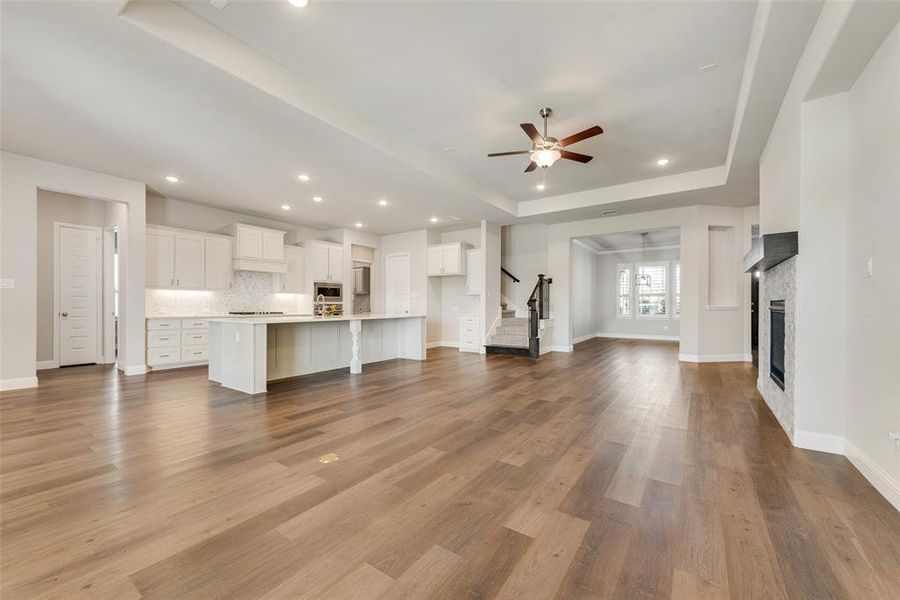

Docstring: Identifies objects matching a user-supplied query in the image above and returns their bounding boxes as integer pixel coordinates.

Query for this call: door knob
[60,312,68,317]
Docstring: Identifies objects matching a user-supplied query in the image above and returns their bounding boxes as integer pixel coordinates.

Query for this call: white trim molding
[595,333,679,342]
[549,345,574,353]
[845,440,900,512]
[36,360,59,371]
[679,353,752,363]
[794,429,846,455]
[426,341,459,349]
[121,365,147,376]
[1,376,39,391]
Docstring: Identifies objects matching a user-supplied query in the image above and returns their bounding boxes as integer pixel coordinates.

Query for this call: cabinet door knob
[60,312,68,317]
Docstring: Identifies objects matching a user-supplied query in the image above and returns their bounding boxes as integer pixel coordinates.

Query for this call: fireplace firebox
[770,300,785,390]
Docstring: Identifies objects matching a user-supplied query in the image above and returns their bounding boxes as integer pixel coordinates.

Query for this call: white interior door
[58,225,101,366]
[385,253,410,315]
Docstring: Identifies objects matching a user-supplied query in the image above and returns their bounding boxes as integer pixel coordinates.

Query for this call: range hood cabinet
[744,231,798,273]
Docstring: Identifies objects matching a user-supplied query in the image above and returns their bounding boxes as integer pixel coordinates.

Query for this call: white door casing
[385,253,410,315]
[57,224,101,366]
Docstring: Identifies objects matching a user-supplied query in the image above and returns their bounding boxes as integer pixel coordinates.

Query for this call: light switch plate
[865,256,874,278]
[0,279,14,289]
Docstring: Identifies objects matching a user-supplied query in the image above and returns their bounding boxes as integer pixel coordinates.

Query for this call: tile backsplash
[146,271,310,316]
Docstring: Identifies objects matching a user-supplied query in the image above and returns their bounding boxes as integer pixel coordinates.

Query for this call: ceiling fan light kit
[488,106,603,173]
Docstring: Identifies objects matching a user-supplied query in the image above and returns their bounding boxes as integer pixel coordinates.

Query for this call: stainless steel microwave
[313,281,343,302]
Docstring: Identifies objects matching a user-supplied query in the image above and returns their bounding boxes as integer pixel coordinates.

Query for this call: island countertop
[207,313,425,325]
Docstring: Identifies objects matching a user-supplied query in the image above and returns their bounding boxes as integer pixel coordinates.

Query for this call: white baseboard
[794,429,845,455]
[121,365,147,376]
[572,333,596,344]
[426,341,459,349]
[0,376,39,391]
[845,439,900,512]
[549,345,573,353]
[36,360,58,371]
[679,353,751,363]
[595,332,679,342]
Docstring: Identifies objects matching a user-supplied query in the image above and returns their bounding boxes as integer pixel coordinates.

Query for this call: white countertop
[146,313,313,320]
[208,313,425,324]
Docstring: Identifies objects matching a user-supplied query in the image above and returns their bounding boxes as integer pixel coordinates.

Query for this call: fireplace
[770,300,785,390]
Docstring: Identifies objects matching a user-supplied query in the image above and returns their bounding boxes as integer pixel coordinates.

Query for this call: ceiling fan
[487,107,603,172]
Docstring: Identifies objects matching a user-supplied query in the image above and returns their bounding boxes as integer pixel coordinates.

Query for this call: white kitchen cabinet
[307,241,342,282]
[465,249,482,295]
[275,245,305,293]
[174,231,205,288]
[146,225,234,290]
[146,228,175,287]
[146,318,209,369]
[459,314,480,352]
[204,237,233,290]
[262,230,285,262]
[426,242,470,276]
[223,224,286,273]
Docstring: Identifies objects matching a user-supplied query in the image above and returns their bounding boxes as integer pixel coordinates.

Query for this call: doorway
[55,223,103,366]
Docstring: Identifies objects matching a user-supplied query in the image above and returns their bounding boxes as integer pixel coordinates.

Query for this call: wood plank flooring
[1,339,898,599]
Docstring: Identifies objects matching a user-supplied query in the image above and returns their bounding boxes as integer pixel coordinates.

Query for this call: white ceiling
[577,227,681,252]
[0,1,819,234]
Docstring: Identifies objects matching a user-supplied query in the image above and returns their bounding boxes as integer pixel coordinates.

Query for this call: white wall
[379,229,436,341]
[481,221,501,342]
[35,191,109,362]
[846,20,900,507]
[1,152,146,389]
[570,241,597,342]
[593,247,681,340]
[501,223,547,315]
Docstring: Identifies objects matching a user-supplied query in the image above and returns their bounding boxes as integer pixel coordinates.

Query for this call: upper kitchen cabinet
[465,249,483,295]
[307,240,343,282]
[222,224,287,273]
[427,242,470,276]
[204,236,233,290]
[146,227,176,288]
[275,245,305,293]
[145,225,233,290]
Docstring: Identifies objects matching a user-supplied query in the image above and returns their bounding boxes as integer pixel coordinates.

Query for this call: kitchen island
[207,314,426,394]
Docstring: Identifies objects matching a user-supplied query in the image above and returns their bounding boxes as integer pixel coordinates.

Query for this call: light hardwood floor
[1,339,898,599]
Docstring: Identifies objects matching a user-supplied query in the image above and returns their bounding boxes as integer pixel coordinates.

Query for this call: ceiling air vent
[601,210,618,217]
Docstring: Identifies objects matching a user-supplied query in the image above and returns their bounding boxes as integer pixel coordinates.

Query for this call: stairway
[500,302,516,319]
[484,315,531,357]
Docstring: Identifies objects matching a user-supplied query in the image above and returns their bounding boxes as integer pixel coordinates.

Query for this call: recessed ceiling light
[354,222,363,228]
[536,183,546,191]
[281,204,291,211]
[430,217,438,223]
[656,158,670,166]
[297,174,310,182]
[377,199,388,206]
[165,175,179,183]
[312,196,322,202]
[287,0,309,7]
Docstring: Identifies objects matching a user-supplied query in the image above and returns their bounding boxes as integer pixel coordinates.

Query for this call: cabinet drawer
[147,318,181,331]
[181,330,209,345]
[147,347,181,366]
[147,331,180,348]
[181,345,208,362]
[181,318,209,330]
[459,315,478,326]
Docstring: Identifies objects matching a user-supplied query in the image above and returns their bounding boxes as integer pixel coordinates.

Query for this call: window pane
[675,262,681,315]
[637,263,667,316]
[617,266,631,316]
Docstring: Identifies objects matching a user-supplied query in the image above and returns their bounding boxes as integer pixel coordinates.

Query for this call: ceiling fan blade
[524,161,538,173]
[559,125,604,147]
[560,150,593,163]
[487,150,531,157]
[520,123,543,144]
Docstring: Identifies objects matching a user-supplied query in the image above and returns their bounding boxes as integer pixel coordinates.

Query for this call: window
[674,261,681,316]
[617,264,632,317]
[636,262,667,317]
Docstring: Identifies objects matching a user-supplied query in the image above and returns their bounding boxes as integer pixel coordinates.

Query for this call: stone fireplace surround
[758,256,797,440]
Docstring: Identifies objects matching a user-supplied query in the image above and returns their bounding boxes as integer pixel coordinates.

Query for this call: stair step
[501,317,526,325]
[485,344,532,358]
[501,310,516,319]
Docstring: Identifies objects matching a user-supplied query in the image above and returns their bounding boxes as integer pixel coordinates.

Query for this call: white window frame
[673,260,681,318]
[635,261,669,320]
[616,263,632,319]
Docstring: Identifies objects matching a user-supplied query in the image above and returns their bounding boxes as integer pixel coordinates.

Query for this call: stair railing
[525,274,552,358]
[501,267,520,283]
